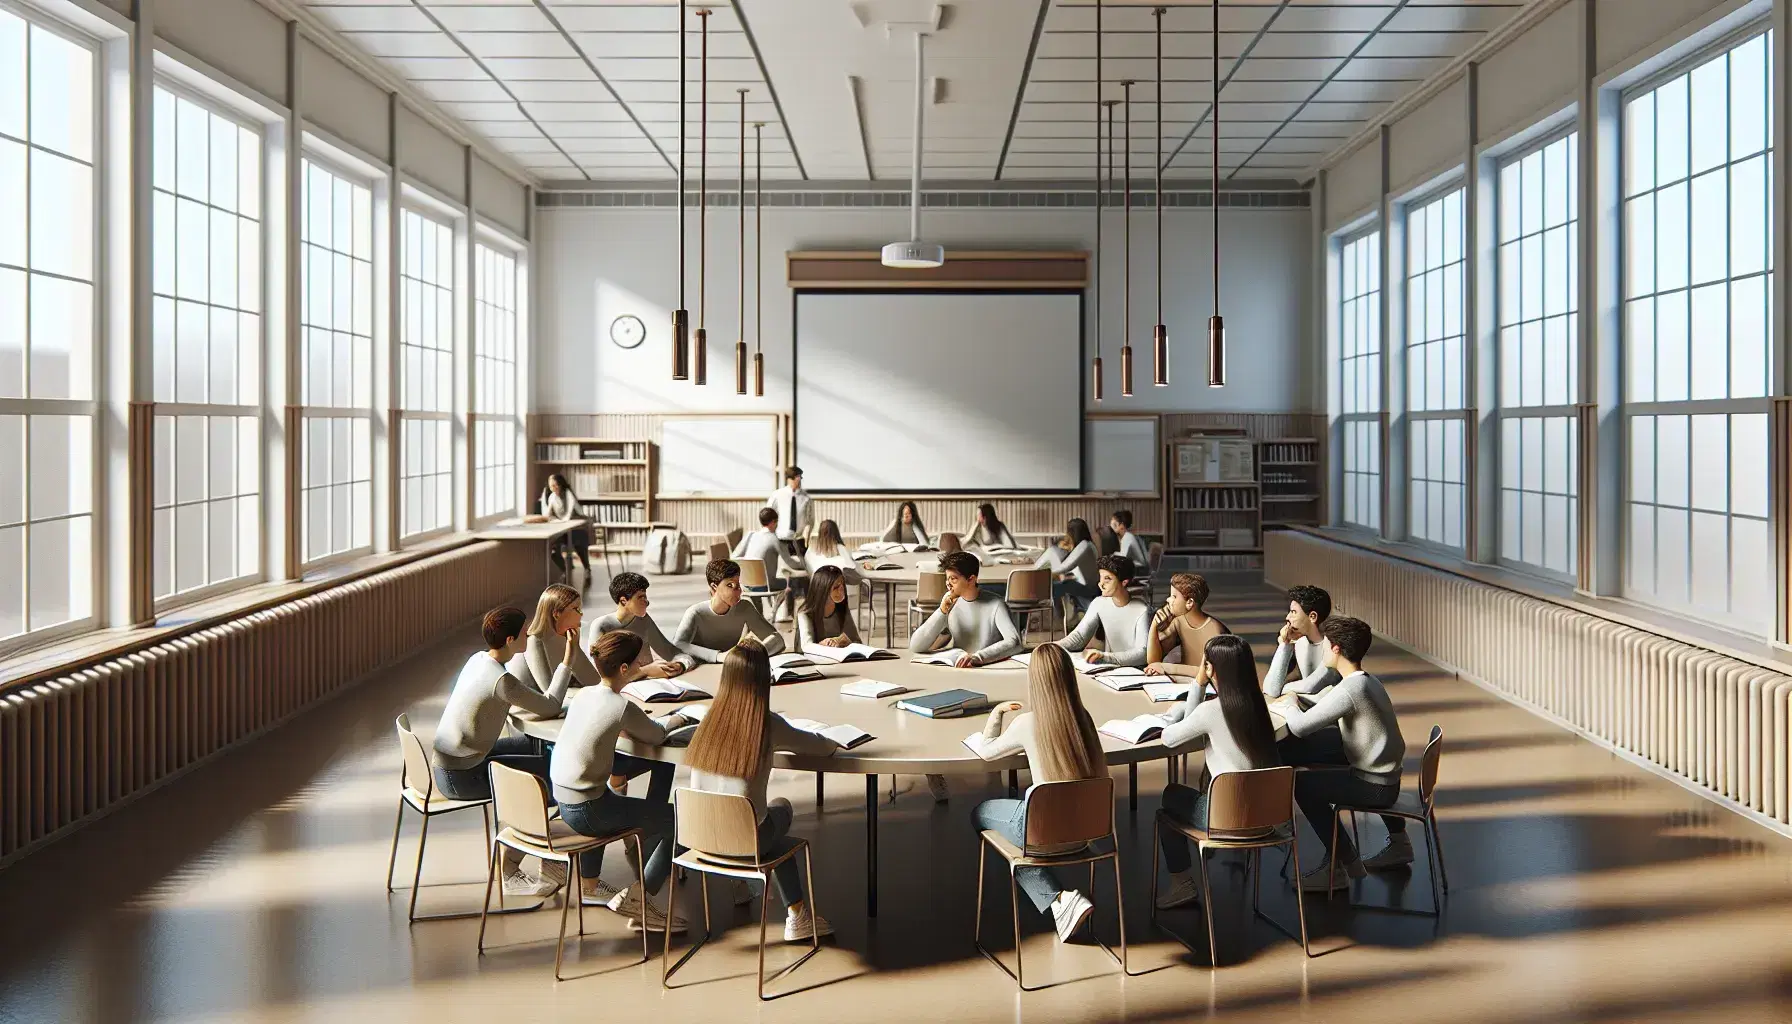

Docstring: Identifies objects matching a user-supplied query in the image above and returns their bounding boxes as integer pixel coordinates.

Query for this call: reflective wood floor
[3,573,1791,1023]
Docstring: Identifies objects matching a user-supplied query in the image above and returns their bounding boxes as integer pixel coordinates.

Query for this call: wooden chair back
[915,571,947,604]
[489,761,553,839]
[1147,542,1164,572]
[708,541,729,562]
[1022,777,1114,853]
[738,558,771,589]
[725,527,744,551]
[1206,766,1296,837]
[673,788,762,860]
[1006,567,1050,603]
[395,714,433,796]
[936,531,961,552]
[1418,725,1444,811]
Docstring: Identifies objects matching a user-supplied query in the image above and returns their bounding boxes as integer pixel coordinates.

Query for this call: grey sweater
[549,686,688,804]
[908,591,1024,663]
[963,522,1020,551]
[433,651,570,770]
[1279,670,1406,780]
[796,603,862,649]
[584,611,697,672]
[689,713,842,819]
[1263,636,1339,697]
[1116,531,1149,572]
[1034,540,1098,587]
[524,631,602,693]
[732,528,805,583]
[1058,595,1152,667]
[674,599,787,663]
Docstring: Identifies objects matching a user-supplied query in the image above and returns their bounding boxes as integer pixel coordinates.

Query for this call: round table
[850,549,1044,646]
[515,651,1290,917]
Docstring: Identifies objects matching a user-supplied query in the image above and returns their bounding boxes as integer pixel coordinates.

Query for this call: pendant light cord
[1122,80,1132,364]
[754,123,762,358]
[1154,7,1163,327]
[1093,0,1102,381]
[1210,0,1219,314]
[738,90,746,345]
[678,0,686,311]
[698,9,709,329]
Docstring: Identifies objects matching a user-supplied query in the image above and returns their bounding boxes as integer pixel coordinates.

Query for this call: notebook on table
[801,643,897,663]
[896,689,992,719]
[784,717,876,749]
[622,679,713,703]
[1098,714,1173,744]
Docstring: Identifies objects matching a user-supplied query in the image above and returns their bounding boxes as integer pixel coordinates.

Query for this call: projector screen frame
[791,286,1088,495]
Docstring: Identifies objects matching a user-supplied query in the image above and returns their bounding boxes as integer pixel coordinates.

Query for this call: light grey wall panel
[473,154,526,235]
[154,0,289,106]
[1324,140,1381,232]
[298,36,390,163]
[1477,4,1580,143]
[1389,76,1468,195]
[399,104,467,204]
[1596,0,1739,76]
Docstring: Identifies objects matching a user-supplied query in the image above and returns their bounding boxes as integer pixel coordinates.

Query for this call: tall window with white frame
[1405,187,1467,550]
[1497,132,1579,578]
[299,157,374,565]
[398,207,453,540]
[1337,229,1382,531]
[474,240,520,523]
[151,85,262,604]
[1622,30,1772,636]
[0,10,98,650]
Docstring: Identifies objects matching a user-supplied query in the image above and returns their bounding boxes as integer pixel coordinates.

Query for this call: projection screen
[794,292,1083,491]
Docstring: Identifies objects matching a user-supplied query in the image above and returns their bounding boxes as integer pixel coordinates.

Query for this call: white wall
[536,203,1315,417]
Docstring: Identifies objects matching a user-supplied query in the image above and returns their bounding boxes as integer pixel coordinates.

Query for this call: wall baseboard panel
[1266,530,1792,834]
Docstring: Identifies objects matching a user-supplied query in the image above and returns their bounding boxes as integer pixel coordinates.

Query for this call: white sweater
[963,522,1020,551]
[1159,695,1273,778]
[733,529,805,584]
[1279,670,1405,780]
[433,651,570,770]
[549,686,687,804]
[1116,531,1149,572]
[1034,539,1098,588]
[583,611,698,672]
[673,600,786,663]
[907,591,1024,663]
[1058,595,1152,666]
[689,713,841,820]
[1263,636,1339,697]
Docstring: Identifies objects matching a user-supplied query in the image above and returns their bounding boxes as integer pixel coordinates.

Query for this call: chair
[1329,724,1448,915]
[1004,568,1054,642]
[738,558,785,621]
[1125,542,1165,606]
[477,762,648,980]
[663,789,821,1000]
[725,526,745,551]
[974,777,1129,990]
[387,715,496,923]
[1150,766,1312,962]
[707,540,729,563]
[903,570,948,640]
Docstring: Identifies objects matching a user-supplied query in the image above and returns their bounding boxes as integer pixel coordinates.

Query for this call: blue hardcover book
[895,689,992,719]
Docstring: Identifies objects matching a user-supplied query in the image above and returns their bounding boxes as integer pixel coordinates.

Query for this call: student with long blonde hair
[685,639,843,941]
[520,584,601,692]
[803,520,858,573]
[968,643,1109,943]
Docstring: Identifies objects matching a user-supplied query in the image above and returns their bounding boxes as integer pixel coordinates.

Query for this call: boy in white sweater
[1058,555,1153,667]
[1264,584,1341,697]
[674,559,787,663]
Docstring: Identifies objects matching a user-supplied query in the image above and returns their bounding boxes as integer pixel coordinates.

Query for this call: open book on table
[621,679,713,703]
[659,702,707,745]
[1143,681,1192,703]
[801,642,896,663]
[911,647,969,667]
[771,665,825,683]
[784,717,876,750]
[769,652,815,670]
[840,679,910,699]
[857,541,927,556]
[1098,714,1173,744]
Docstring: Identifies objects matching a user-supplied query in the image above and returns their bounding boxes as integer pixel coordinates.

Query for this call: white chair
[1330,724,1448,915]
[477,762,648,980]
[387,714,493,923]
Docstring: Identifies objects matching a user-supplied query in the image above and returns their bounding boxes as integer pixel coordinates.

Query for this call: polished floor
[3,570,1792,1024]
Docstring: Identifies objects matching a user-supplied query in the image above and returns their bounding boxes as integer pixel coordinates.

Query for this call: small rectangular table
[477,519,582,586]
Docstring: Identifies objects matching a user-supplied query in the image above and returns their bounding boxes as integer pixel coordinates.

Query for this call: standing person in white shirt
[1264,585,1341,698]
[766,465,813,556]
[732,507,808,622]
[1109,510,1150,576]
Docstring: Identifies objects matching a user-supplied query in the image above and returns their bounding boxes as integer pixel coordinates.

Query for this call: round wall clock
[609,314,646,349]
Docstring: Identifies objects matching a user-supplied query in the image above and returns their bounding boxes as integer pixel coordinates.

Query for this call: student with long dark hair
[1153,634,1282,909]
[538,473,592,580]
[796,564,861,649]
[1033,517,1100,619]
[880,501,931,547]
[963,502,1019,551]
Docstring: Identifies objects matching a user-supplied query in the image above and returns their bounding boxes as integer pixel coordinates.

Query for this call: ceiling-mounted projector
[881,241,944,269]
[881,26,943,270]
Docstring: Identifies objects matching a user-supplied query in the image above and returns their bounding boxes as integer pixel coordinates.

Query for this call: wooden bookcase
[530,437,657,542]
[1258,437,1323,528]
[1164,434,1261,555]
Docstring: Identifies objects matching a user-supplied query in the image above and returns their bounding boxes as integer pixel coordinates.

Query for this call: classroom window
[1496,131,1579,578]
[299,157,374,565]
[398,207,454,540]
[1405,187,1467,550]
[151,85,263,603]
[1621,30,1773,636]
[1336,229,1381,531]
[474,241,519,522]
[0,9,99,650]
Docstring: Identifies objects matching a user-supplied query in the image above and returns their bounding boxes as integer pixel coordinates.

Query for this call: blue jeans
[559,790,676,895]
[752,800,808,907]
[1157,782,1210,874]
[560,753,677,890]
[433,735,547,802]
[973,798,1067,915]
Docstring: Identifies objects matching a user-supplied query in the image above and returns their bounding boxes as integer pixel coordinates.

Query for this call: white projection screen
[794,292,1084,491]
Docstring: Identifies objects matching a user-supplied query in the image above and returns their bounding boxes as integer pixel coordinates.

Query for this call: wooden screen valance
[786,250,1088,289]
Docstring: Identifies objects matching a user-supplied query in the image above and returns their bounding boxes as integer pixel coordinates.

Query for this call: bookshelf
[1165,434,1261,554]
[530,437,657,536]
[1258,437,1323,528]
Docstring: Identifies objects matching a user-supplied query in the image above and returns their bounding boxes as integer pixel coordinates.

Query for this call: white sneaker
[1155,874,1201,910]
[580,877,624,907]
[783,904,834,941]
[1361,833,1415,872]
[502,870,559,899]
[926,774,950,803]
[1050,890,1095,943]
[1297,856,1366,892]
[605,888,688,933]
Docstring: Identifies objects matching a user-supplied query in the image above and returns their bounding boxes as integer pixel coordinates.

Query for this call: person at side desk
[1033,517,1100,620]
[766,465,813,556]
[1264,585,1341,698]
[733,507,808,622]
[1057,556,1152,668]
[1110,510,1150,575]
[963,502,1020,552]
[1152,635,1282,909]
[908,551,1025,668]
[533,473,592,583]
[881,501,931,546]
[1145,573,1230,679]
[674,559,787,663]
[585,572,695,677]
[1271,616,1409,890]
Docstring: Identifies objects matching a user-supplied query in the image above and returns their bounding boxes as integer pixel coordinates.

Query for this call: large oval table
[517,650,1290,917]
[849,549,1045,646]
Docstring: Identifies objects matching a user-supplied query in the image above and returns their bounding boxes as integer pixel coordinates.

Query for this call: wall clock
[610,314,646,349]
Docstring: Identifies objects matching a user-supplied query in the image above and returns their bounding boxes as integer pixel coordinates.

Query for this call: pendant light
[734,89,749,395]
[1121,78,1135,398]
[694,8,711,385]
[672,0,690,380]
[1090,0,1103,404]
[1153,6,1169,387]
[753,121,765,397]
[1207,0,1225,388]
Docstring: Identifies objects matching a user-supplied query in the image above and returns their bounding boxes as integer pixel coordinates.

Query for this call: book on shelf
[801,643,896,663]
[621,679,712,703]
[840,679,910,699]
[896,689,992,719]
[784,717,876,750]
[1099,714,1173,744]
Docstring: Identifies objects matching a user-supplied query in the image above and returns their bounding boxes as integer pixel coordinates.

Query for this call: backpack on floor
[641,524,692,575]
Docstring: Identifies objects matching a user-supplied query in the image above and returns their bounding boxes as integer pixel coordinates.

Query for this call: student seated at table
[804,520,860,574]
[963,502,1021,552]
[585,572,695,677]
[686,638,843,940]
[733,506,808,621]
[550,632,694,933]
[1033,517,1100,619]
[536,473,592,581]
[1265,585,1341,698]
[968,643,1110,942]
[1153,635,1282,908]
[1110,510,1149,575]
[1145,573,1230,680]
[518,583,602,693]
[1057,555,1152,668]
[935,532,963,556]
[674,559,787,663]
[796,565,863,650]
[908,551,1026,668]
[881,501,931,547]
[1272,616,1409,889]
[431,606,574,898]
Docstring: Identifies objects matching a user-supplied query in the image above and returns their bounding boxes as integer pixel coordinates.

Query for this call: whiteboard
[1085,418,1159,494]
[658,417,779,495]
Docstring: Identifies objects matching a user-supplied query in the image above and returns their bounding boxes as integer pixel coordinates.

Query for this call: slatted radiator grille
[1266,531,1792,827]
[0,541,539,866]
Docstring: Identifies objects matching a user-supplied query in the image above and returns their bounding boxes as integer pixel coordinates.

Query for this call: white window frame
[473,223,524,527]
[396,200,456,543]
[1334,225,1383,533]
[1402,182,1469,553]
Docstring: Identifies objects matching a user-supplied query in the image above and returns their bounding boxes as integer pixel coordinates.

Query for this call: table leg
[884,585,895,647]
[865,774,878,918]
[1007,770,1019,798]
[1129,763,1138,813]
[815,772,823,812]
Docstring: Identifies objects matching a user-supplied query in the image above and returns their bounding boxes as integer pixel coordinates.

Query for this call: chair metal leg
[756,870,771,1001]
[1196,844,1218,966]
[1010,866,1025,990]
[661,861,678,987]
[477,841,500,951]
[973,839,989,958]
[385,797,406,893]
[633,835,649,964]
[1291,839,1311,956]
[573,855,585,938]
[1148,816,1162,934]
[1425,822,1443,915]
[553,856,576,981]
[407,807,432,922]
[1327,810,1341,901]
[1109,852,1131,976]
[1429,811,1450,893]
